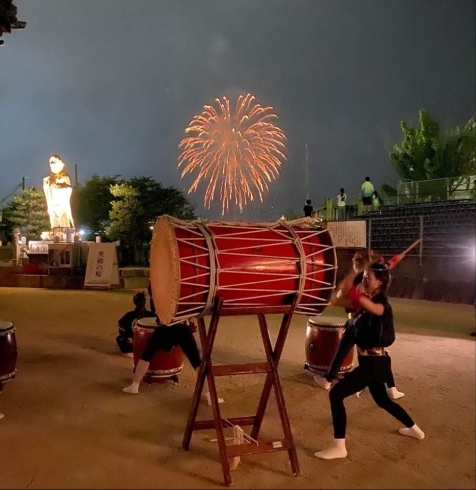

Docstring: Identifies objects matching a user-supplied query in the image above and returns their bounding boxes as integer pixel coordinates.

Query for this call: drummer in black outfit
[345,255,405,400]
[116,292,155,357]
[122,316,224,406]
[314,262,424,459]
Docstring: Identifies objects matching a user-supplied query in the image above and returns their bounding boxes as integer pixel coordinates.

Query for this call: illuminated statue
[43,154,75,230]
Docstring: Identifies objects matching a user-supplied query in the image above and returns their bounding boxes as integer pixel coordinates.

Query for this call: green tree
[128,176,195,222]
[387,110,476,200]
[1,187,50,239]
[106,182,142,244]
[74,174,122,238]
[440,119,476,180]
[106,177,196,265]
[389,109,442,181]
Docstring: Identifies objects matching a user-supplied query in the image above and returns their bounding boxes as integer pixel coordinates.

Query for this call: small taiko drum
[0,321,18,386]
[133,318,184,384]
[304,316,354,376]
[149,215,337,324]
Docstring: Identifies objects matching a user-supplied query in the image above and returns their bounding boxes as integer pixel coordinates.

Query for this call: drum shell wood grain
[150,216,337,324]
[133,319,184,384]
[0,322,18,384]
[304,317,354,376]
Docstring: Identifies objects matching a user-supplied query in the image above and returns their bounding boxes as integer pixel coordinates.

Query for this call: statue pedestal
[51,227,76,243]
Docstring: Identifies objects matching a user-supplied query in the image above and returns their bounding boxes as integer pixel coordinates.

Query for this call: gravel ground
[0,288,474,489]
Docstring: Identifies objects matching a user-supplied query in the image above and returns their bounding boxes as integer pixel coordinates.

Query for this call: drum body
[133,318,184,383]
[0,321,18,384]
[150,216,337,324]
[305,316,354,376]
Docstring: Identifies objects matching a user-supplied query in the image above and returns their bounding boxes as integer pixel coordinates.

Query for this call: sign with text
[84,243,120,289]
[28,241,53,254]
[327,220,367,248]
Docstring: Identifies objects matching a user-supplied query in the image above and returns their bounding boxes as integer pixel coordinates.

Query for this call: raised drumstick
[387,238,422,269]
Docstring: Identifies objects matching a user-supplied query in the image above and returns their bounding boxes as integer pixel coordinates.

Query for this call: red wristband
[348,285,364,306]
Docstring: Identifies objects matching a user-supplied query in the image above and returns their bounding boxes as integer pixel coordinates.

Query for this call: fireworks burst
[178,93,286,215]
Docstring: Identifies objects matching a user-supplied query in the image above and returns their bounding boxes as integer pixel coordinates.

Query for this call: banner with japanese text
[84,243,120,289]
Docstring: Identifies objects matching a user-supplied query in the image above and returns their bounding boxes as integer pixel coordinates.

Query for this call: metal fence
[315,176,476,219]
[366,213,475,262]
[396,176,475,205]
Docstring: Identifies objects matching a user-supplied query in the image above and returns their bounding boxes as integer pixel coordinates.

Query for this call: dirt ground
[0,288,474,489]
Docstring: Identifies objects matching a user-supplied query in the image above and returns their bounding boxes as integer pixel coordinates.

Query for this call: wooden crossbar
[182,295,300,486]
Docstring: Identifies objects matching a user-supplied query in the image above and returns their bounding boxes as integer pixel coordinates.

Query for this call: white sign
[84,243,120,289]
[327,220,367,248]
[28,241,53,254]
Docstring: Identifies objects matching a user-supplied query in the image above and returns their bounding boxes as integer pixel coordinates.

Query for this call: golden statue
[43,154,75,230]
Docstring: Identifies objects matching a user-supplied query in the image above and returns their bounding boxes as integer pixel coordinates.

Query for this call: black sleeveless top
[326,293,396,381]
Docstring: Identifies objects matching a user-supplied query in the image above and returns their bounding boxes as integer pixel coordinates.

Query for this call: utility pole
[21,177,25,190]
[74,164,78,186]
[304,143,310,201]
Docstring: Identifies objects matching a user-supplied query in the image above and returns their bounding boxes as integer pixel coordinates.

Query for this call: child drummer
[116,291,155,357]
[326,252,404,400]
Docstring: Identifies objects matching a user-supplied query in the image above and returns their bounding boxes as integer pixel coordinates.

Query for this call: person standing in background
[361,177,375,213]
[336,188,347,220]
[303,199,313,217]
[372,191,382,211]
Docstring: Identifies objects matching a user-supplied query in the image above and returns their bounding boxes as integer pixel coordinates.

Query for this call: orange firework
[178,93,286,215]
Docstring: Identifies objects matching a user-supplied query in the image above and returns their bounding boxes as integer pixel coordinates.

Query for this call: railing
[315,176,475,220]
[396,176,475,205]
[314,199,362,221]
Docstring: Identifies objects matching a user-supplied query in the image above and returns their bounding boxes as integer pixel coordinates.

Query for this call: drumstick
[387,238,422,269]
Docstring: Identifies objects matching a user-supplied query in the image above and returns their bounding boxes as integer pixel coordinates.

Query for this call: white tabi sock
[122,359,150,394]
[314,438,348,460]
[399,424,425,440]
[387,386,405,400]
[204,392,224,406]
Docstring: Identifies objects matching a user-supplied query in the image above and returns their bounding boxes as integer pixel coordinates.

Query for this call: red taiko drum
[305,316,355,376]
[150,216,337,324]
[133,318,184,384]
[0,321,18,386]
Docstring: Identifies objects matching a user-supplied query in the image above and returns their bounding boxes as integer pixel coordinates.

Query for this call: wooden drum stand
[182,295,300,486]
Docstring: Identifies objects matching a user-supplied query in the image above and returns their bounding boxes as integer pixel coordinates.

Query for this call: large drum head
[136,317,160,329]
[150,216,181,325]
[0,321,13,333]
[308,316,346,328]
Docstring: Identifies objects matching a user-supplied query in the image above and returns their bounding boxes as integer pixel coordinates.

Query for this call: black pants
[116,335,133,354]
[329,355,414,439]
[141,324,201,370]
[385,353,396,388]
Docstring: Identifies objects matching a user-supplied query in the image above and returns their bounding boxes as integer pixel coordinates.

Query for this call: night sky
[1,0,474,220]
